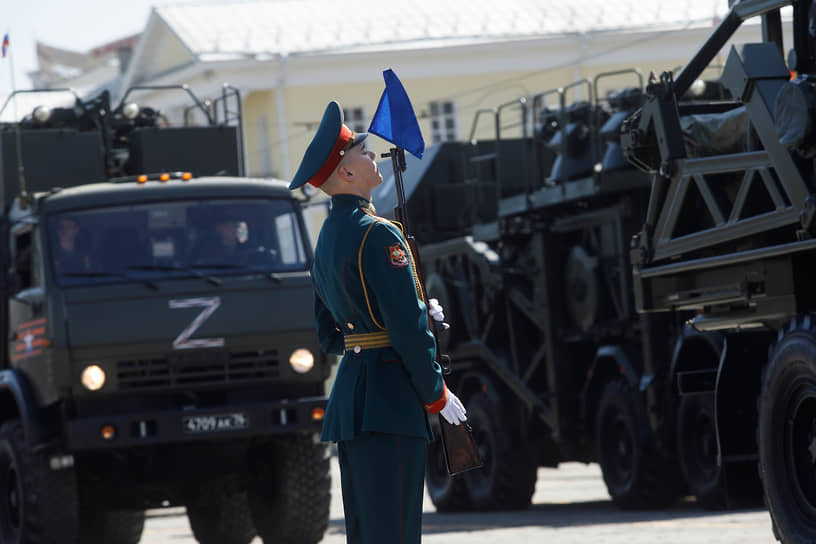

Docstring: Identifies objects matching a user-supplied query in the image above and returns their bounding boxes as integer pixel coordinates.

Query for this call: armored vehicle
[372,72,702,512]
[373,34,778,517]
[622,0,816,540]
[0,87,331,544]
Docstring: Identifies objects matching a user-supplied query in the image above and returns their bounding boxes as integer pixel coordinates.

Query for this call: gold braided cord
[403,241,425,303]
[358,221,386,331]
[380,219,425,301]
[389,220,405,234]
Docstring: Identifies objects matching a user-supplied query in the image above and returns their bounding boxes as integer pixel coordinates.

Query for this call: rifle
[385,146,483,476]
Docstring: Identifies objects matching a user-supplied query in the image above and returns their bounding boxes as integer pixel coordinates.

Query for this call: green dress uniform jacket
[312,194,447,442]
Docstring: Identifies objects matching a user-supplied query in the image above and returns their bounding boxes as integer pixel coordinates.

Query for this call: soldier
[53,217,92,275]
[290,101,467,543]
[193,207,249,266]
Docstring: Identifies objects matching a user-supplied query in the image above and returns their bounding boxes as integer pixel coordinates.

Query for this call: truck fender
[582,345,639,434]
[714,330,775,461]
[0,368,44,446]
[669,326,723,396]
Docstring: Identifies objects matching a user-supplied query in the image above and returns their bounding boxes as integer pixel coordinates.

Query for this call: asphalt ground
[140,456,776,544]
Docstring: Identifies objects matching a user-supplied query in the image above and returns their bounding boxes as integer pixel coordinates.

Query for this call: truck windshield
[48,199,309,286]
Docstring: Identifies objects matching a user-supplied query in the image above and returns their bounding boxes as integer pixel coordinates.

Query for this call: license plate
[183,413,249,434]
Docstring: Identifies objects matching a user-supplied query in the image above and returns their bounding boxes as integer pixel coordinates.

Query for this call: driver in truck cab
[53,217,91,274]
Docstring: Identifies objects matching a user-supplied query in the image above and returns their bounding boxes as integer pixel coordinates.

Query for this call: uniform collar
[331,193,376,214]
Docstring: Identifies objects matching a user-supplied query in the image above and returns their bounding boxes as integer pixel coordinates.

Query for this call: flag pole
[4,31,27,206]
[370,68,483,476]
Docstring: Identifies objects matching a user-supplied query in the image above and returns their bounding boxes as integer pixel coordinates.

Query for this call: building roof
[155,0,728,59]
[32,34,140,87]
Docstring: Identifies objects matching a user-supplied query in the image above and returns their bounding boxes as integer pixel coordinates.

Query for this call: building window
[343,107,367,134]
[429,101,458,144]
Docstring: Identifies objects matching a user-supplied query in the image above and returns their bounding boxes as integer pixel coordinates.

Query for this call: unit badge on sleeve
[387,243,409,268]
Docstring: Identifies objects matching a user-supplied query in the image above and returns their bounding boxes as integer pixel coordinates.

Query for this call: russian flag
[2,34,8,58]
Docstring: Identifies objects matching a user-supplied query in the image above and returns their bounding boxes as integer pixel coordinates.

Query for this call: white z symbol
[169,296,225,350]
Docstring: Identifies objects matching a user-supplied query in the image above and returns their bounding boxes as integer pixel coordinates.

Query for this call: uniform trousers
[337,432,426,544]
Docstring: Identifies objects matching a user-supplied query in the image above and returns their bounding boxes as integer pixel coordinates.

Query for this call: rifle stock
[388,146,483,476]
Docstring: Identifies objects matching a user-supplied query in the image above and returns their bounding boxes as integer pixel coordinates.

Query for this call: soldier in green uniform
[290,101,467,543]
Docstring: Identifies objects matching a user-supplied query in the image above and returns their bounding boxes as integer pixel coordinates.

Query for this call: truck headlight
[81,365,106,391]
[289,349,314,374]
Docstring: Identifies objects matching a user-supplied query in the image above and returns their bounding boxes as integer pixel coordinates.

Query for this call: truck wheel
[758,321,816,543]
[677,394,726,509]
[186,485,255,544]
[462,393,537,510]
[425,420,472,512]
[0,420,78,544]
[248,434,330,544]
[596,379,680,509]
[79,509,145,544]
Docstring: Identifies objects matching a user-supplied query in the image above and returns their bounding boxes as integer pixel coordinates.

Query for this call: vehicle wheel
[425,418,472,512]
[677,394,726,509]
[462,393,537,510]
[186,483,255,544]
[758,318,816,543]
[0,420,79,544]
[248,434,330,544]
[596,378,681,509]
[79,509,145,544]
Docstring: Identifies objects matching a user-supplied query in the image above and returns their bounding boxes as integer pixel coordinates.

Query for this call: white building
[112,0,772,181]
[21,1,784,182]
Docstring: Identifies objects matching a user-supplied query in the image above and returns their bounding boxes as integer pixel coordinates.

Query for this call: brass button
[353,345,362,354]
[346,322,355,330]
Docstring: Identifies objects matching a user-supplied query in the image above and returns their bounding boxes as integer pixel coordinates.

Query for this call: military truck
[371,30,776,516]
[621,0,816,541]
[0,86,331,544]
[372,72,697,512]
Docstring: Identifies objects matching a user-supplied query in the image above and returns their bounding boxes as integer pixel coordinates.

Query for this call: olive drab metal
[374,6,816,534]
[622,1,816,540]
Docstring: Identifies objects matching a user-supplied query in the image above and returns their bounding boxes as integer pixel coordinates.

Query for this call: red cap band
[307,125,354,188]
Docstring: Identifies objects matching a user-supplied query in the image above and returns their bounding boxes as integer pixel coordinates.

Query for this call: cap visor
[353,133,368,147]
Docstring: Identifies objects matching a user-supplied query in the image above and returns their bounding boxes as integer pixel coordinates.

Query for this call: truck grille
[116,349,280,390]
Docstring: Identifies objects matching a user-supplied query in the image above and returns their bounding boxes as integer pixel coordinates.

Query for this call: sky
[0,0,228,99]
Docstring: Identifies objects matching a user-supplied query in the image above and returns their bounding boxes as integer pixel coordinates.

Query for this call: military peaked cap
[289,101,368,190]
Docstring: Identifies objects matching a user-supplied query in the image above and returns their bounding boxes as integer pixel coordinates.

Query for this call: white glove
[440,389,467,425]
[428,298,450,331]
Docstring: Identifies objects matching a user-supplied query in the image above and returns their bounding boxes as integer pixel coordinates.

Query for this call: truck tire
[248,435,330,544]
[425,421,472,512]
[0,420,79,544]
[758,319,816,543]
[677,394,726,509]
[79,509,145,544]
[462,393,537,510]
[186,485,255,544]
[596,379,680,509]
